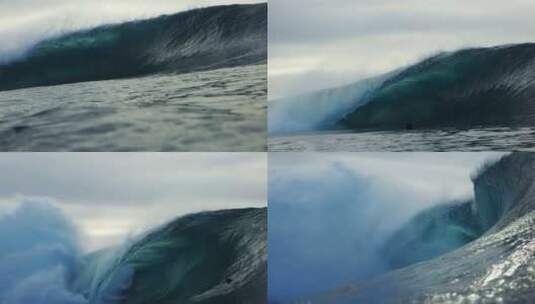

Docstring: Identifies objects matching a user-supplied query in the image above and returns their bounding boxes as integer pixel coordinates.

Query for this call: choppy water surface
[269,127,535,152]
[308,210,535,304]
[0,64,266,151]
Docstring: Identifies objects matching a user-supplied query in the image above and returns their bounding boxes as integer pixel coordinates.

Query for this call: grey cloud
[269,0,535,97]
[269,152,506,207]
[0,153,266,207]
[269,0,535,44]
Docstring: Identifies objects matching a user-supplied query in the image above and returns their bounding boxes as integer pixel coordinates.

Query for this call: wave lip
[76,207,267,304]
[270,43,535,134]
[0,204,267,304]
[268,74,389,134]
[303,153,535,304]
[0,3,267,92]
[0,201,87,304]
[341,43,535,130]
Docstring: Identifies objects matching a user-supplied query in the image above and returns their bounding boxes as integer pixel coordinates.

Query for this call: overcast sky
[270,152,506,206]
[269,0,535,98]
[0,153,266,252]
[0,0,262,62]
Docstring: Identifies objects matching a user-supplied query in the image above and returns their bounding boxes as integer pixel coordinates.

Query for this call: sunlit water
[0,64,266,151]
[269,127,535,152]
[307,210,535,304]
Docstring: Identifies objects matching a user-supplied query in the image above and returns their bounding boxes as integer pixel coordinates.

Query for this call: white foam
[268,74,390,134]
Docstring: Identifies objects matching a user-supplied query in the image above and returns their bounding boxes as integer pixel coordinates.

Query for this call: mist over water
[0,200,268,304]
[267,153,503,303]
[269,43,535,153]
[293,153,535,304]
[0,0,264,64]
[0,201,88,304]
[268,162,449,302]
[0,200,151,304]
[268,74,389,134]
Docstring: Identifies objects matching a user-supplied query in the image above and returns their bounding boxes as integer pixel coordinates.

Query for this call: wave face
[307,153,535,304]
[380,200,483,271]
[0,204,266,304]
[341,44,535,130]
[76,208,267,304]
[270,43,535,134]
[0,4,267,92]
[268,75,389,134]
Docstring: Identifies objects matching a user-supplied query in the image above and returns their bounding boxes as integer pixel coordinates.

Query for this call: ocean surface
[0,202,267,304]
[269,127,535,152]
[0,64,266,151]
[0,3,267,151]
[272,153,535,304]
[269,43,535,151]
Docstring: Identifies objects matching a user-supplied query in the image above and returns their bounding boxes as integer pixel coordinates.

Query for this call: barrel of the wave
[308,153,535,304]
[73,208,267,304]
[339,44,535,130]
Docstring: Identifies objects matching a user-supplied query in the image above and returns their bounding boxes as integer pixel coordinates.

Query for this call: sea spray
[0,201,267,304]
[0,4,267,92]
[269,43,535,134]
[268,162,430,302]
[0,201,88,304]
[268,74,389,134]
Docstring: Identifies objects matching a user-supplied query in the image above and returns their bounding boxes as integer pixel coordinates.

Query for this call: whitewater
[269,43,535,151]
[282,153,535,304]
[0,201,267,304]
[0,3,267,151]
[0,65,266,151]
[269,126,535,152]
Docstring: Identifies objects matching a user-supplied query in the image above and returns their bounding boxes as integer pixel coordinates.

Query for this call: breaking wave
[0,4,267,92]
[0,202,266,304]
[270,43,535,134]
[304,153,535,303]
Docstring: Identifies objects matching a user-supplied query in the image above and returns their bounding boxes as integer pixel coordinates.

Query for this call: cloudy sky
[269,152,506,301]
[0,153,266,252]
[0,0,261,62]
[270,152,506,206]
[269,0,535,98]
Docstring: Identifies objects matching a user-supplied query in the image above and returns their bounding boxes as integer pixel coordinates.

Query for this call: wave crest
[0,4,267,92]
[0,202,267,304]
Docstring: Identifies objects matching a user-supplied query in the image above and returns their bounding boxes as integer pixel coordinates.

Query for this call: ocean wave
[0,202,266,304]
[270,43,535,134]
[0,4,266,92]
[306,153,535,303]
